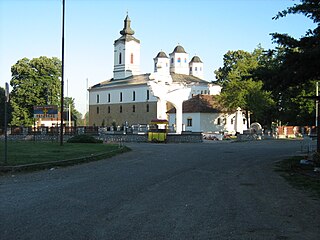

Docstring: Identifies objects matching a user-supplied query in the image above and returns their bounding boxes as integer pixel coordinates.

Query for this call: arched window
[130,53,134,64]
[146,90,150,100]
[119,53,122,64]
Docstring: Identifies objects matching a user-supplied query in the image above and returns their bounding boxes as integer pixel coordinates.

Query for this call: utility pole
[316,81,318,127]
[60,0,65,146]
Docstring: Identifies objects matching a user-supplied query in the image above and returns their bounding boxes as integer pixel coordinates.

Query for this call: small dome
[190,56,203,63]
[172,45,186,53]
[155,51,168,58]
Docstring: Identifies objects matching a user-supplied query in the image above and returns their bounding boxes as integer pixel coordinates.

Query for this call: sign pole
[4,82,9,165]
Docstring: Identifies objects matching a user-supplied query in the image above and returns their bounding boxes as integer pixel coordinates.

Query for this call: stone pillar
[157,99,167,120]
[235,107,244,134]
[175,105,183,134]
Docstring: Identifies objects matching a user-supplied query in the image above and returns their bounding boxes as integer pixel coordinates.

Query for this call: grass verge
[275,156,320,199]
[0,141,131,172]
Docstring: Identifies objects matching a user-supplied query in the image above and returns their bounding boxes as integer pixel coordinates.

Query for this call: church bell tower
[113,15,141,80]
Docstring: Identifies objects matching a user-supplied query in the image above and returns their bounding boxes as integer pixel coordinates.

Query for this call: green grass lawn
[0,141,127,166]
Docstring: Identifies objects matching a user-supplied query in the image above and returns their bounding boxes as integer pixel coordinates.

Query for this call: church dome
[172,45,186,53]
[155,51,168,58]
[190,56,203,63]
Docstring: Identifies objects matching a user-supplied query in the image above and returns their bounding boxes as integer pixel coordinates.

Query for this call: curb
[0,146,130,173]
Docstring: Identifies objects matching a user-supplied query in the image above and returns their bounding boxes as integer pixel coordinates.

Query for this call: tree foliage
[64,97,83,126]
[215,0,319,127]
[215,47,276,126]
[10,57,61,126]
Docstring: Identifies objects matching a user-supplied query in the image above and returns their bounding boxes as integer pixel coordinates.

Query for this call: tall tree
[10,57,61,126]
[268,0,320,125]
[215,47,276,127]
[271,0,320,86]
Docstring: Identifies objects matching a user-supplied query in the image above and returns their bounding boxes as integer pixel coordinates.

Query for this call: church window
[108,93,111,103]
[146,90,150,100]
[166,63,168,67]
[120,105,122,113]
[190,67,192,72]
[146,104,149,112]
[195,67,198,71]
[187,118,192,127]
[231,118,234,125]
[120,92,123,102]
[96,94,99,103]
[171,58,174,64]
[133,105,135,112]
[177,58,181,63]
[97,107,100,114]
[131,53,134,64]
[200,67,202,71]
[133,91,136,101]
[223,118,227,125]
[243,118,246,125]
[108,106,110,113]
[119,53,122,64]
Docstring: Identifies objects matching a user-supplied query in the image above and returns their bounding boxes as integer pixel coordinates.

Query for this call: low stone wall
[98,134,148,143]
[0,132,203,143]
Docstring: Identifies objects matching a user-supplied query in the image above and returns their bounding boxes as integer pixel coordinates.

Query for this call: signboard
[33,105,58,119]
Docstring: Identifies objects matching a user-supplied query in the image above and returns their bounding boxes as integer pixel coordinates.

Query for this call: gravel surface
[0,140,319,240]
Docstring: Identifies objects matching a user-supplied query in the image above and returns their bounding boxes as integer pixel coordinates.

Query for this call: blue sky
[0,0,316,115]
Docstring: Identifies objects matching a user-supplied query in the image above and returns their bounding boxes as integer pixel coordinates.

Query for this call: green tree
[215,47,276,127]
[10,57,61,126]
[214,47,264,87]
[218,79,275,126]
[64,97,83,126]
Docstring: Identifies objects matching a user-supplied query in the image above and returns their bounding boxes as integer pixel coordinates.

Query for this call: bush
[67,134,103,144]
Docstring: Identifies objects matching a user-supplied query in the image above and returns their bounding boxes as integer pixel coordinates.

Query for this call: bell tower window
[119,53,122,64]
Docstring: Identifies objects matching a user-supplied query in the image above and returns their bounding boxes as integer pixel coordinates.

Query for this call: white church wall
[125,40,141,76]
[89,85,157,105]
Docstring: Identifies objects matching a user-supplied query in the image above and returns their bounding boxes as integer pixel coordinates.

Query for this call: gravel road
[0,140,319,240]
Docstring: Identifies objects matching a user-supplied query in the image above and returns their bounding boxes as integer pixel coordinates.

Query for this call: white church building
[88,15,247,134]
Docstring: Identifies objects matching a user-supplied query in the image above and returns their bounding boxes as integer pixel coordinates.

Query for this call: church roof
[167,95,227,114]
[155,51,168,58]
[171,73,207,84]
[90,74,151,89]
[89,73,211,90]
[190,56,203,63]
[172,45,186,53]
